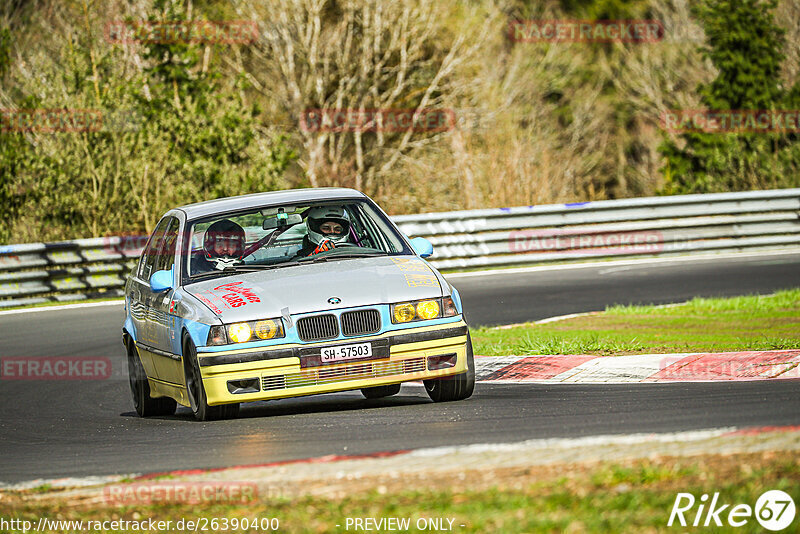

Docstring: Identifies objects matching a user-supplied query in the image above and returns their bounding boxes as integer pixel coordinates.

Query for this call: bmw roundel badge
[328,297,341,305]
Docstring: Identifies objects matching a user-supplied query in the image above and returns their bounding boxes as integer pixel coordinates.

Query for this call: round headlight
[254,319,279,340]
[228,322,252,343]
[416,300,440,320]
[393,303,416,323]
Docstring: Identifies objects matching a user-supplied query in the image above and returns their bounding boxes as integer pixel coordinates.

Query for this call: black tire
[423,332,476,403]
[361,383,401,399]
[127,340,177,417]
[184,335,239,421]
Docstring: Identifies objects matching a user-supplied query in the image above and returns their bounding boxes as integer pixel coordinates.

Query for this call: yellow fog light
[254,319,281,340]
[416,299,440,320]
[393,303,416,323]
[228,322,252,343]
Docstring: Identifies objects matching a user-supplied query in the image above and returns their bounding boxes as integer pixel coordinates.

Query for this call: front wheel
[184,336,239,421]
[423,333,475,403]
[127,340,176,417]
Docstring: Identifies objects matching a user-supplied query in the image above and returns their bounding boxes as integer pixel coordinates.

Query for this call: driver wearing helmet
[193,219,246,273]
[296,206,351,257]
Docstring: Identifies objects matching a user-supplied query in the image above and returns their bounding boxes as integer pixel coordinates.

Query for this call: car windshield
[185,199,412,279]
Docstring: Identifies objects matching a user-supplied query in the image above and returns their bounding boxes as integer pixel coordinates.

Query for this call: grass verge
[2,452,797,533]
[470,289,800,356]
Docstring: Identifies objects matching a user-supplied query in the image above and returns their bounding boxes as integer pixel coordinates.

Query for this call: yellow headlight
[416,299,440,320]
[254,319,279,340]
[228,322,252,343]
[393,303,416,323]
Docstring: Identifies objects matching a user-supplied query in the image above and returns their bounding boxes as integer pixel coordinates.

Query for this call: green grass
[471,289,800,356]
[3,453,797,533]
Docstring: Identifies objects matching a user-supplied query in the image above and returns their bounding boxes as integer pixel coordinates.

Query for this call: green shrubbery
[660,0,800,194]
[1,0,296,242]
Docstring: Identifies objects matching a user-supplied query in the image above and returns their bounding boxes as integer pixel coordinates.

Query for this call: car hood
[184,255,443,323]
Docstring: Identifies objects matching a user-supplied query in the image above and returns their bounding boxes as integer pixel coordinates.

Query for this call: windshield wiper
[227,261,299,273]
[297,252,388,263]
[189,262,302,280]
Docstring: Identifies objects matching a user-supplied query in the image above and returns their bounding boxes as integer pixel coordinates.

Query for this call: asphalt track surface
[1,252,799,483]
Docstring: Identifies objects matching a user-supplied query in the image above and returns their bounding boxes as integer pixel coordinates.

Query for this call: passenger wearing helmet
[193,219,246,273]
[296,205,351,257]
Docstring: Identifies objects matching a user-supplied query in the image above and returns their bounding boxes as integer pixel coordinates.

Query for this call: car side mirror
[409,237,434,258]
[149,269,174,292]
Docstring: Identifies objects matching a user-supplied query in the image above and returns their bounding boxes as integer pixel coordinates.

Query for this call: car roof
[176,187,367,220]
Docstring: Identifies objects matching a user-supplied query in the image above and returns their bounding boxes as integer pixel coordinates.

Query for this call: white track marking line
[444,249,800,279]
[597,265,634,275]
[0,474,135,491]
[408,428,737,458]
[6,427,772,491]
[0,299,124,316]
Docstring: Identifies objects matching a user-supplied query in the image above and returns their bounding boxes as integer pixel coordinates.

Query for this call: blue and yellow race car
[123,188,474,420]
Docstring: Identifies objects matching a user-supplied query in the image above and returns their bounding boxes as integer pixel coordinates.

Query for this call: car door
[148,216,186,385]
[129,218,171,379]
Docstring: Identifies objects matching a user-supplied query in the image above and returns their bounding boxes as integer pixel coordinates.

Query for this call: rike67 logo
[669,490,796,531]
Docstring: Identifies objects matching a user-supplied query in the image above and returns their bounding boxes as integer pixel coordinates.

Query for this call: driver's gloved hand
[311,238,335,255]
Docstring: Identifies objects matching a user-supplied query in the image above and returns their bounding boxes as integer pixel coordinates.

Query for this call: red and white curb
[475,350,800,383]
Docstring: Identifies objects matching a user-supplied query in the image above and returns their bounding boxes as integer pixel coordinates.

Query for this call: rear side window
[153,217,180,274]
[138,218,171,281]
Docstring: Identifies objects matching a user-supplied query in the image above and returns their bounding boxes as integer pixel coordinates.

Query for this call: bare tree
[777,0,800,89]
[237,0,494,204]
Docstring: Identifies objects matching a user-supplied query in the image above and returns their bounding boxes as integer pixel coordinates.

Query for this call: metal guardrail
[392,188,800,269]
[1,189,799,308]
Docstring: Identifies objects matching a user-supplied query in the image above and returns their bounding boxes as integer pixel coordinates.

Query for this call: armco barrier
[1,189,799,308]
[392,188,800,270]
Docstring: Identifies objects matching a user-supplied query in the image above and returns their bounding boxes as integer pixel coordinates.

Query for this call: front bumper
[197,321,469,405]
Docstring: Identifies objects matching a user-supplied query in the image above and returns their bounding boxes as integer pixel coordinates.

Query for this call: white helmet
[306,206,351,245]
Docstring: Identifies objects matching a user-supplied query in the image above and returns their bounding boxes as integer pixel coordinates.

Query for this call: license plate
[320,343,373,363]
